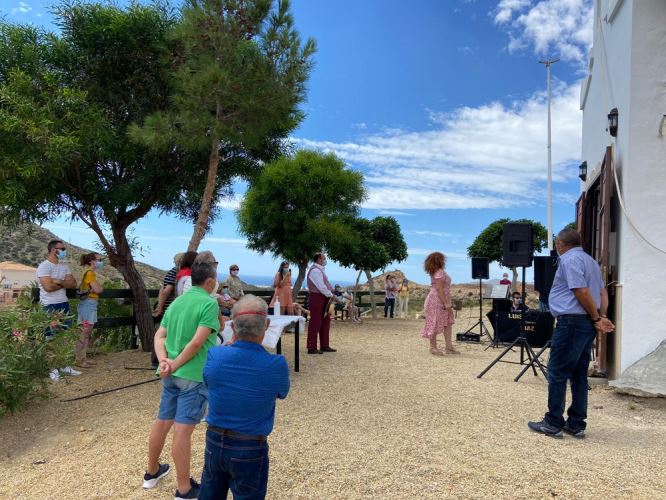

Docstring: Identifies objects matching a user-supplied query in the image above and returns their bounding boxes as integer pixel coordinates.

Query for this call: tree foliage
[466,218,548,265]
[131,0,316,251]
[0,4,211,348]
[237,150,365,296]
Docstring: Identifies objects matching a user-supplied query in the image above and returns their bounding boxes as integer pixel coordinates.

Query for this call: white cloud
[493,0,594,65]
[202,237,248,246]
[11,1,32,13]
[216,194,243,211]
[295,82,582,210]
[375,210,414,216]
[408,230,461,239]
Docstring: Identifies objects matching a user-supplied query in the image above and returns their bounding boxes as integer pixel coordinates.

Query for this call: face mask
[96,261,104,270]
[231,270,239,276]
[321,259,327,267]
[513,298,521,304]
[222,287,229,294]
[282,268,289,274]
[56,249,66,259]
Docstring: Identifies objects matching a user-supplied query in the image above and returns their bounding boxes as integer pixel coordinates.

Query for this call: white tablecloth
[219,314,305,349]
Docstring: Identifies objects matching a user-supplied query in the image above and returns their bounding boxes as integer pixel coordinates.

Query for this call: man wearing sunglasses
[37,240,77,335]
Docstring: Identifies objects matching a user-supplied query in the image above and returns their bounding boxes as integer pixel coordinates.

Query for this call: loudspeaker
[534,255,557,293]
[502,223,533,267]
[471,257,489,280]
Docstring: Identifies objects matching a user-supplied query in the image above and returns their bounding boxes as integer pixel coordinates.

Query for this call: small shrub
[0,296,77,417]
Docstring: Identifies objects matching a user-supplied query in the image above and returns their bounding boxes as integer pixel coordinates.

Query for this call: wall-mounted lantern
[579,161,587,182]
[608,108,619,137]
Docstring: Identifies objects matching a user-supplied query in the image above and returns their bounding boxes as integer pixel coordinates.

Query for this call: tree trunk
[365,269,377,319]
[187,137,221,252]
[292,259,308,303]
[106,228,155,352]
[353,269,363,315]
[511,266,519,293]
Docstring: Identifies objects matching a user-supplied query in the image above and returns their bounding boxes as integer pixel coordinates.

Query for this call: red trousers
[307,292,331,350]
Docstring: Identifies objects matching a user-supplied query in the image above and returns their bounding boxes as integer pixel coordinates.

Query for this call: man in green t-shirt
[143,260,221,500]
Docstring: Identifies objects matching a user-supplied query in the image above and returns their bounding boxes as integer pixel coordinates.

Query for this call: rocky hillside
[0,223,166,288]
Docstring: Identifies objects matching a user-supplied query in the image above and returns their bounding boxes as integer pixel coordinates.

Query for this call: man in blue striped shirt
[529,229,614,439]
[199,295,290,500]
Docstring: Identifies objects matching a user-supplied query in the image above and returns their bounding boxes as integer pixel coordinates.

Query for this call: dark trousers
[199,430,269,500]
[307,292,330,350]
[384,297,395,318]
[43,301,71,338]
[544,315,596,431]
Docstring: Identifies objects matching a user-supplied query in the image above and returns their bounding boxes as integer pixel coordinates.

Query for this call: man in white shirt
[306,253,339,354]
[36,240,80,379]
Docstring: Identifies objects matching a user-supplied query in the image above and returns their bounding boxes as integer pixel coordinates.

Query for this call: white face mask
[321,259,327,267]
[231,270,239,276]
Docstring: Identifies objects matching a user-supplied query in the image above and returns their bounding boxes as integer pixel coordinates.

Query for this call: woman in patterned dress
[420,252,460,356]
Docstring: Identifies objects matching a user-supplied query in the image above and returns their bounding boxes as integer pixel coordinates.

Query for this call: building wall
[0,269,36,289]
[617,0,666,372]
[581,0,666,374]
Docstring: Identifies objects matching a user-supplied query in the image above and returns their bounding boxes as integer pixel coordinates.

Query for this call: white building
[578,0,666,381]
[0,261,37,303]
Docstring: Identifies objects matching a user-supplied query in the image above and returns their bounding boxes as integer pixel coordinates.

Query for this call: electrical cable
[60,377,159,402]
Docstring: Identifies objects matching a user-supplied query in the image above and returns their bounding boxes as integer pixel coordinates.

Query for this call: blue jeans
[199,429,269,500]
[544,315,596,431]
[43,301,71,338]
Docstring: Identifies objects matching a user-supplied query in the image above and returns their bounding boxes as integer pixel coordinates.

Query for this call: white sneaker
[60,366,82,376]
[49,369,61,381]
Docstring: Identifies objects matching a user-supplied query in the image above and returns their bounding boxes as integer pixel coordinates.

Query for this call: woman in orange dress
[420,252,459,356]
[270,261,294,314]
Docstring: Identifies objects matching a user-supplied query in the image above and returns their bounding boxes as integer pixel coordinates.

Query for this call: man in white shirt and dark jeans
[37,239,80,379]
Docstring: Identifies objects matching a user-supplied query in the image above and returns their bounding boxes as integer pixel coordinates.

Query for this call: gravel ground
[1,312,665,499]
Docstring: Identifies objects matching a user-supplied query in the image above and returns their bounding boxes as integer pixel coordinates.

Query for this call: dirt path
[1,315,665,499]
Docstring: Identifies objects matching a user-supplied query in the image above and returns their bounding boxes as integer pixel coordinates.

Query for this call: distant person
[227,263,244,300]
[152,252,183,367]
[217,281,236,317]
[536,287,550,312]
[153,253,183,318]
[528,229,613,439]
[143,261,221,499]
[420,252,459,356]
[499,273,512,286]
[510,291,528,313]
[397,279,410,318]
[343,289,361,323]
[175,251,198,296]
[37,240,80,380]
[306,253,339,354]
[384,274,398,318]
[199,295,290,500]
[76,253,104,368]
[270,261,294,315]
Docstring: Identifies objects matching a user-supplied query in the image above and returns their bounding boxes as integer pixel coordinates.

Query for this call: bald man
[200,295,290,500]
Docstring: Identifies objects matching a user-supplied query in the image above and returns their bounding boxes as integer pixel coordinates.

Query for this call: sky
[1,0,594,285]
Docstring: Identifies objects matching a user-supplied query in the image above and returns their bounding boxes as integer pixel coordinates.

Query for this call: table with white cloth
[219,315,305,372]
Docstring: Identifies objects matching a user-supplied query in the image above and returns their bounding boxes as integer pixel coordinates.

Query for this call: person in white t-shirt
[36,240,80,379]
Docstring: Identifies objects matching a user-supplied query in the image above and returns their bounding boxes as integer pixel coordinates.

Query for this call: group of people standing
[36,240,105,379]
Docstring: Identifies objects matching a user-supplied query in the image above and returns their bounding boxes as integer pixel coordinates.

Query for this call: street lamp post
[539,58,559,251]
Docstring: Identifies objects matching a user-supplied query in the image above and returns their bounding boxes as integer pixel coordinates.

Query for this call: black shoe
[143,463,170,489]
[563,424,586,439]
[307,349,323,354]
[175,478,200,499]
[321,347,337,352]
[528,419,564,439]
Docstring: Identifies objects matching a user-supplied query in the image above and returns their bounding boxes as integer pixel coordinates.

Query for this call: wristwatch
[591,316,601,323]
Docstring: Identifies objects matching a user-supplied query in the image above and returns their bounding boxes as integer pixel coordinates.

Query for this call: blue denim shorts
[158,376,208,425]
[77,298,98,325]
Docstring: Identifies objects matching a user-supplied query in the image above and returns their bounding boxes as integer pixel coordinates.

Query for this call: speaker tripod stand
[477,267,547,381]
[462,277,492,342]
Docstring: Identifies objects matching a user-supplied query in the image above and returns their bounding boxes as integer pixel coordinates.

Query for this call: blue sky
[2,0,593,284]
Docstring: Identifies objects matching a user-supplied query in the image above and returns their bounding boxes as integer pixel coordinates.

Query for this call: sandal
[75,360,94,368]
[430,348,445,356]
